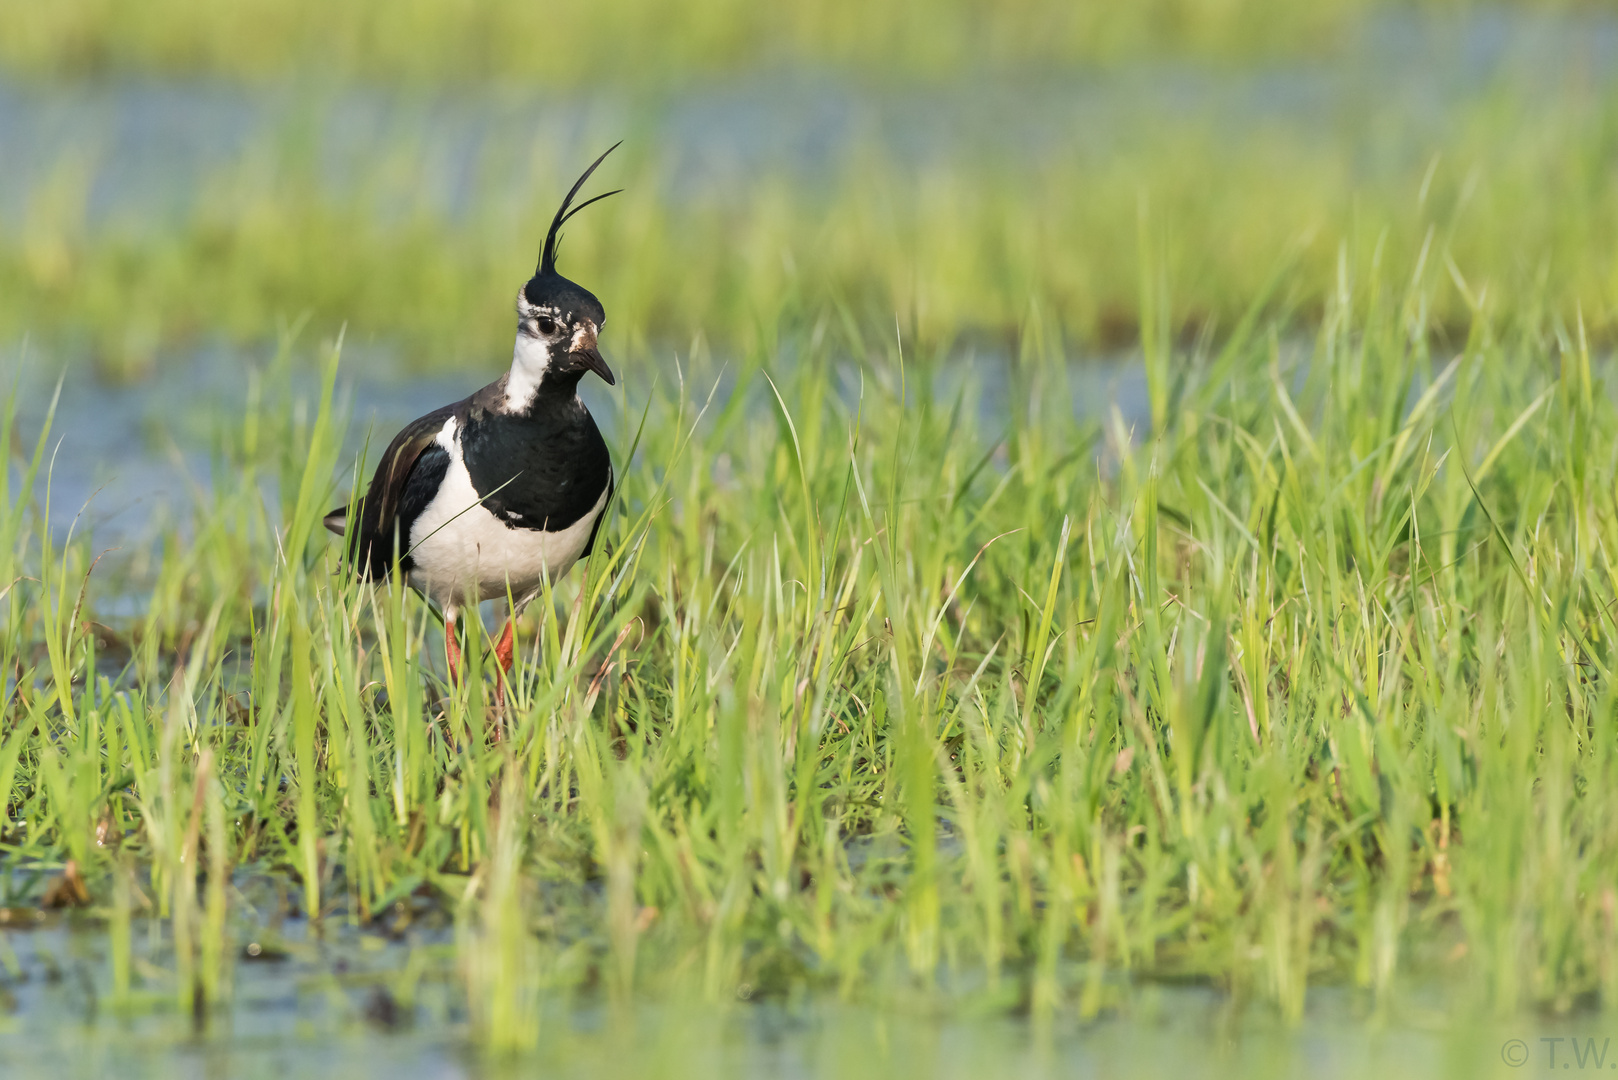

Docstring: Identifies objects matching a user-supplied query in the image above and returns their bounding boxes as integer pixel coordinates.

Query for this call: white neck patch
[507,332,553,411]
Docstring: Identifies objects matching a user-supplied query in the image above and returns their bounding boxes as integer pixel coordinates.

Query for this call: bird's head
[511,144,621,398]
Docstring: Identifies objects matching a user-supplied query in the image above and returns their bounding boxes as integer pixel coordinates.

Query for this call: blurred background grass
[0,0,1437,84]
[0,0,1614,379]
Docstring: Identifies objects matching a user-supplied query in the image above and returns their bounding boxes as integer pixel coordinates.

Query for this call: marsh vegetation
[0,2,1614,1076]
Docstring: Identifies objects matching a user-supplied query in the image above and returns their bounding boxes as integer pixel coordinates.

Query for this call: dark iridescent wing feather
[325,401,459,579]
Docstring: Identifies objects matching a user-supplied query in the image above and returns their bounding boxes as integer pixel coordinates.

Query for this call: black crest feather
[538,142,623,277]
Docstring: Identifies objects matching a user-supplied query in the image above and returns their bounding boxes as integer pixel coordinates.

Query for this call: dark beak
[569,324,615,384]
[573,345,615,385]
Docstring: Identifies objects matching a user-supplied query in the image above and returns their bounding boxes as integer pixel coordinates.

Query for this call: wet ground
[0,906,1531,1080]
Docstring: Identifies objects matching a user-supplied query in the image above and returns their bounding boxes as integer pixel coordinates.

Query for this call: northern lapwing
[324,144,621,695]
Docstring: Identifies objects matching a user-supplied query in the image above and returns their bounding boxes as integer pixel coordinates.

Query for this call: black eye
[535,315,556,335]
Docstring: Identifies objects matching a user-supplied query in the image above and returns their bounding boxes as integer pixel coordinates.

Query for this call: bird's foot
[488,674,510,741]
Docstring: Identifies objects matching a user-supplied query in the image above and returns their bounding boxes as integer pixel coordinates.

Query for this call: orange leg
[444,610,463,686]
[491,616,517,717]
[494,617,516,674]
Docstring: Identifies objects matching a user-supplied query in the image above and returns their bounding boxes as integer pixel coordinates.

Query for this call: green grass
[0,0,1436,87]
[2,2,1616,1066]
[3,230,1616,1059]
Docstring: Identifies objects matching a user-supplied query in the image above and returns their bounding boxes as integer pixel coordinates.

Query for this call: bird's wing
[465,374,511,419]
[367,403,459,539]
[331,376,516,578]
[324,401,459,578]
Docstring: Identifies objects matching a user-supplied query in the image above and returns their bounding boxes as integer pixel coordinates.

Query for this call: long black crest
[537,142,623,277]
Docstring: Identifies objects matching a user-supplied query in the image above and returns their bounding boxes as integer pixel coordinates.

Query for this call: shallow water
[0,10,1614,229]
[0,924,1562,1080]
[1,342,1152,546]
[0,907,1528,1080]
[5,344,473,541]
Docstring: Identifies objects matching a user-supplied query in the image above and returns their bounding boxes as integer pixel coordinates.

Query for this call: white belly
[405,420,607,610]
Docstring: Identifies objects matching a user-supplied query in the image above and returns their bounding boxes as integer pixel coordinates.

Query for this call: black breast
[459,389,611,532]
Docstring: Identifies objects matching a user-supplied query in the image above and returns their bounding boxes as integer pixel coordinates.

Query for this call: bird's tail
[323,506,350,536]
[324,497,397,580]
[324,498,367,572]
